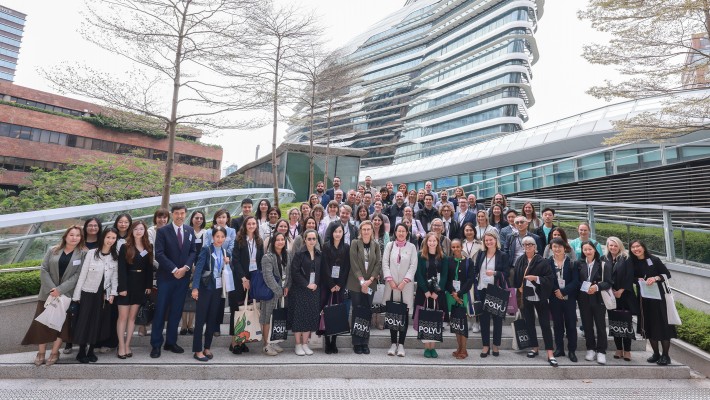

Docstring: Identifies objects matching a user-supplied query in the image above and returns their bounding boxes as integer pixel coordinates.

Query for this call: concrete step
[138,324,648,351]
[0,348,690,380]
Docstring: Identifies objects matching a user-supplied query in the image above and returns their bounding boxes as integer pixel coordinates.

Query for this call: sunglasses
[306,238,318,241]
[514,221,527,225]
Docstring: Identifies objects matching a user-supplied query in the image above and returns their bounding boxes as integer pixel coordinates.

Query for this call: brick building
[0,81,222,189]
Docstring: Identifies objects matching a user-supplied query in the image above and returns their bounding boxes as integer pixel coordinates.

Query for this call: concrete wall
[0,296,37,354]
[667,262,710,314]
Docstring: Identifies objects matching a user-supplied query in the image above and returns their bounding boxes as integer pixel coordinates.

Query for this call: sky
[4,0,620,173]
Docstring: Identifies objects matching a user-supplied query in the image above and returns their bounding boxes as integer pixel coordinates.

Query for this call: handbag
[351,304,372,339]
[233,290,262,345]
[516,263,530,311]
[36,295,71,332]
[201,247,217,288]
[135,298,155,326]
[250,269,274,301]
[323,295,350,336]
[607,309,635,339]
[384,292,409,332]
[483,282,510,318]
[449,305,468,338]
[511,312,531,350]
[506,287,518,315]
[269,298,288,343]
[600,261,616,309]
[416,299,444,343]
[663,280,682,325]
[372,282,386,305]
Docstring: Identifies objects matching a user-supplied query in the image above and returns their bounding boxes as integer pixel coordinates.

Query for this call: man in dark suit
[151,203,197,358]
[386,191,406,235]
[503,216,543,266]
[454,196,476,227]
[324,204,358,245]
[315,181,330,207]
[534,207,557,246]
[230,198,253,233]
[325,176,342,201]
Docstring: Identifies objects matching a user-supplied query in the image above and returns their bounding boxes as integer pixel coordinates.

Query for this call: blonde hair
[606,236,627,257]
[482,231,501,251]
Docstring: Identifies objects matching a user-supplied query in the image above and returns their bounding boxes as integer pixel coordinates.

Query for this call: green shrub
[0,259,42,270]
[676,302,710,352]
[0,270,40,300]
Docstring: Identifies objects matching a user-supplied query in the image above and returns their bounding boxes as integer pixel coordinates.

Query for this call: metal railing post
[662,210,676,262]
[587,205,596,240]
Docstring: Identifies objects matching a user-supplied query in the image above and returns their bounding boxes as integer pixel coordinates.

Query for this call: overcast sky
[4,0,620,172]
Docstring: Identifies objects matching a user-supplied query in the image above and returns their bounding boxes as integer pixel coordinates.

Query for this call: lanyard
[587,262,594,282]
[247,237,256,260]
[289,225,298,239]
[213,247,224,274]
[484,254,494,271]
[364,245,370,261]
[464,240,475,257]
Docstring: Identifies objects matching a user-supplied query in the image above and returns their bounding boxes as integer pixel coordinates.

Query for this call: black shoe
[480,348,489,358]
[354,345,363,354]
[548,358,559,367]
[193,353,209,362]
[362,345,370,355]
[87,353,98,363]
[76,354,89,364]
[241,344,249,353]
[150,347,161,358]
[647,353,661,363]
[179,329,187,335]
[553,349,565,358]
[657,355,670,366]
[230,344,242,355]
[569,352,578,363]
[492,350,499,357]
[527,350,539,358]
[188,328,194,335]
[164,344,185,354]
[324,342,332,354]
[332,345,339,354]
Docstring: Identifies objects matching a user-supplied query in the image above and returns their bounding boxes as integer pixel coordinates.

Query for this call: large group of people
[23,177,678,368]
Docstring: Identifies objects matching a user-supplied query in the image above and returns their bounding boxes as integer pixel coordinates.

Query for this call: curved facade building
[285,0,544,168]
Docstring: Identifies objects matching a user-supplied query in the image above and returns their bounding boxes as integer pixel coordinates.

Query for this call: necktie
[177,227,183,249]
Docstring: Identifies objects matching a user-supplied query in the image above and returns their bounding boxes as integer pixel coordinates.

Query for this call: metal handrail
[671,286,710,307]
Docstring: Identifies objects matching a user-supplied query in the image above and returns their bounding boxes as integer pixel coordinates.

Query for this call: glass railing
[0,188,295,265]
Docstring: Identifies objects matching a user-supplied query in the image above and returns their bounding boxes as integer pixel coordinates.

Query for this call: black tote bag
[512,318,531,350]
[483,283,510,318]
[449,305,468,338]
[383,293,409,332]
[608,310,635,339]
[416,300,444,343]
[324,302,350,336]
[269,301,289,343]
[351,305,372,340]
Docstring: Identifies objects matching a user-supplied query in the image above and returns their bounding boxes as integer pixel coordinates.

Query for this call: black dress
[72,277,111,346]
[288,248,322,332]
[116,246,153,306]
[633,256,677,340]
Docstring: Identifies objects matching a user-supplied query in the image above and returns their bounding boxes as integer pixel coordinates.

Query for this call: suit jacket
[288,247,323,290]
[534,224,557,245]
[72,249,119,300]
[39,247,85,301]
[321,241,351,293]
[416,207,440,233]
[576,257,612,304]
[346,239,382,292]
[454,210,476,228]
[155,224,197,282]
[325,187,340,201]
[460,250,510,297]
[548,255,580,300]
[324,220,358,245]
[192,245,235,292]
[513,254,554,301]
[229,237,265,306]
[318,193,331,208]
[230,215,246,233]
[440,219,461,241]
[504,231,543,265]
[386,202,406,235]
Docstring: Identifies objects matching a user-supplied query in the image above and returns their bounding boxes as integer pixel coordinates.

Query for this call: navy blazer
[548,255,580,300]
[155,224,196,282]
[454,210,476,228]
[319,193,331,208]
[192,244,228,291]
[459,250,510,297]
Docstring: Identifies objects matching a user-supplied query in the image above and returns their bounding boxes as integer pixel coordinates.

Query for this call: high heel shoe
[45,352,60,366]
[34,352,45,366]
[480,348,490,358]
[492,347,500,357]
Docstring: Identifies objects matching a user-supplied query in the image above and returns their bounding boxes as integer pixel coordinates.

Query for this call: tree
[244,2,322,207]
[0,156,211,213]
[43,0,263,209]
[580,1,710,144]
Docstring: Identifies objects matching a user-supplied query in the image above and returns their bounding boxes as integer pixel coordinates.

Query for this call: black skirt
[72,285,111,346]
[288,285,320,332]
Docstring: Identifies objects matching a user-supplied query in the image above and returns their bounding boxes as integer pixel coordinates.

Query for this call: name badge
[215,275,222,288]
[331,265,340,279]
[189,234,193,241]
[72,260,81,266]
[437,273,441,284]
[249,261,257,272]
[558,278,566,289]
[482,275,494,286]
[525,280,535,288]
[580,281,592,292]
[212,253,218,260]
[364,261,369,272]
[452,280,461,291]
[195,239,202,244]
[427,222,431,231]
[309,272,316,285]
[140,250,148,257]
[395,217,402,225]
[368,287,373,295]
[646,258,653,266]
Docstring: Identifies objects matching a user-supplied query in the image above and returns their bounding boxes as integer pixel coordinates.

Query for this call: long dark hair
[255,199,272,220]
[237,216,263,247]
[190,210,206,230]
[125,221,153,265]
[628,239,652,260]
[113,213,133,238]
[83,217,102,241]
[581,240,601,263]
[268,232,289,267]
[549,227,571,252]
[95,227,119,261]
[371,212,386,238]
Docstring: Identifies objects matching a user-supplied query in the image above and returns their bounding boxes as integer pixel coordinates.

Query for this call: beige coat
[381,241,418,311]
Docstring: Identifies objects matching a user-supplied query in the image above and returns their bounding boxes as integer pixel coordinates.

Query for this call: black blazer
[230,216,246,233]
[289,247,322,289]
[548,255,580,300]
[446,257,474,296]
[534,224,557,245]
[459,250,510,297]
[324,220,358,245]
[441,219,461,241]
[230,237,264,304]
[416,207,440,233]
[607,254,639,313]
[320,241,350,292]
[513,254,554,301]
[575,257,612,304]
[154,224,196,282]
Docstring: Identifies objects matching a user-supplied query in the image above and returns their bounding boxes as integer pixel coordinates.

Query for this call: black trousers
[549,296,578,352]
[211,297,226,334]
[578,294,608,353]
[389,315,409,345]
[522,299,554,351]
[192,288,221,352]
[479,288,502,347]
[350,291,372,346]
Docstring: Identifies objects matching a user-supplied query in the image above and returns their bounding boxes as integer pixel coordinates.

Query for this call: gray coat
[39,247,85,301]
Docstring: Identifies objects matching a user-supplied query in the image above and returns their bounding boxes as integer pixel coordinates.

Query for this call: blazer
[415,254,449,294]
[504,231,544,265]
[548,255,580,300]
[346,239,382,292]
[321,241,351,293]
[324,219,359,245]
[460,250,510,297]
[288,247,322,290]
[72,249,119,301]
[385,202,406,235]
[203,226,237,257]
[513,254,554,301]
[440,219,461,241]
[230,236,265,305]
[117,245,153,294]
[607,254,639,313]
[534,224,557,245]
[154,224,197,282]
[381,241,418,310]
[416,207,440,233]
[230,215,246,233]
[192,245,235,292]
[454,210,476,228]
[260,252,286,299]
[575,257,612,304]
[38,247,85,301]
[318,193,331,208]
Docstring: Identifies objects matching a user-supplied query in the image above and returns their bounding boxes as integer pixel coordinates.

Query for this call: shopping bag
[506,287,518,315]
[607,310,635,339]
[511,316,531,350]
[35,295,71,332]
[663,281,682,325]
[383,299,408,332]
[135,298,155,326]
[417,300,444,343]
[449,305,468,338]
[324,302,350,336]
[269,301,288,343]
[372,283,386,305]
[483,284,510,318]
[351,305,372,340]
[232,291,261,345]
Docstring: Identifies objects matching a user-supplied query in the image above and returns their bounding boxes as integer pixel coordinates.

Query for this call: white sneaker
[270,342,284,353]
[302,343,314,356]
[585,350,596,361]
[263,344,277,356]
[387,344,397,356]
[596,352,606,365]
[396,345,406,357]
[472,322,481,333]
[295,344,305,356]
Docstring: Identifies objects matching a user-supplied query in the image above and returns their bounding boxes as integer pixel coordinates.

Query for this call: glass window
[555,160,576,185]
[579,153,609,180]
[679,146,710,161]
[615,149,639,173]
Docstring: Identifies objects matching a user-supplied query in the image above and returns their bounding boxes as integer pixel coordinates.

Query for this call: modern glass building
[285,0,544,168]
[0,5,25,82]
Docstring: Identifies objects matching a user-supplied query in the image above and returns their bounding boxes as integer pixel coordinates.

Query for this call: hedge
[0,259,42,270]
[676,303,710,353]
[0,270,40,300]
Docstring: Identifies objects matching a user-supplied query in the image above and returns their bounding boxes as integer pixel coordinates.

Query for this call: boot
[324,336,332,354]
[331,336,339,354]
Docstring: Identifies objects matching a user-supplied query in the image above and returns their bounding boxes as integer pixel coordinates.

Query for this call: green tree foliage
[580,0,710,144]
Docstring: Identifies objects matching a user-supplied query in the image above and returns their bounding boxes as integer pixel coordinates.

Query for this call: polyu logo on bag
[609,322,633,335]
[385,316,404,328]
[484,298,505,312]
[518,334,529,342]
[450,321,466,331]
[353,322,370,333]
[418,321,442,335]
[272,325,286,334]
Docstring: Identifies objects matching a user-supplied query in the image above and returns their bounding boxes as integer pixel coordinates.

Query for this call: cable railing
[0,188,295,266]
[507,197,710,269]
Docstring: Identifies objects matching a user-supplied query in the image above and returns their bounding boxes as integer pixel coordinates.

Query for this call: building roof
[236,142,367,174]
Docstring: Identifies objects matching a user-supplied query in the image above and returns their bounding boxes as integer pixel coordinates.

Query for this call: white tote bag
[35,295,71,332]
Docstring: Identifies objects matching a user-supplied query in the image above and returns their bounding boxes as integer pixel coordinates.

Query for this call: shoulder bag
[599,261,617,309]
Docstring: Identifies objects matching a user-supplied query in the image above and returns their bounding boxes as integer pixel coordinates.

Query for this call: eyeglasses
[306,238,318,241]
[194,217,203,220]
[514,221,527,225]
[524,243,536,247]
